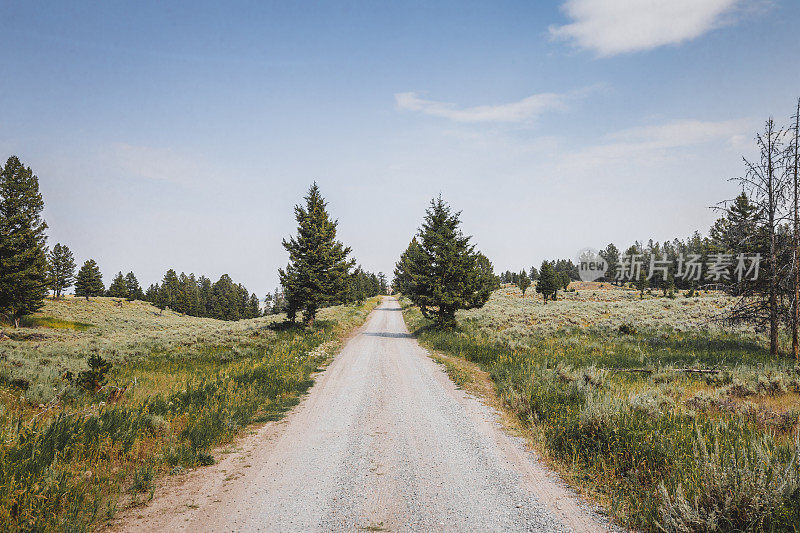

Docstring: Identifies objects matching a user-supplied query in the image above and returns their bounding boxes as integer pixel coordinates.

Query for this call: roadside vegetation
[0,293,380,531]
[403,286,800,531]
[0,173,387,531]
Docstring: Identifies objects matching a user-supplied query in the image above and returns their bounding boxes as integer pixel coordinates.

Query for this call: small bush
[73,353,112,391]
[618,323,638,335]
[129,465,154,494]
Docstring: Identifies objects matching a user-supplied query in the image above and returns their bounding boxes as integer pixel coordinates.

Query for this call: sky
[1,0,799,297]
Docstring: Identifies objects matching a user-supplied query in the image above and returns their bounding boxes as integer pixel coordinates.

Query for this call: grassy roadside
[399,292,800,532]
[0,296,381,532]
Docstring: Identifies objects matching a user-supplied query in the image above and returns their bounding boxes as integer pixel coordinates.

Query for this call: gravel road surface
[117,297,613,532]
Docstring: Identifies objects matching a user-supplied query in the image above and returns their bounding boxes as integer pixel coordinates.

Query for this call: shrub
[657,425,800,532]
[73,353,112,391]
[129,464,154,494]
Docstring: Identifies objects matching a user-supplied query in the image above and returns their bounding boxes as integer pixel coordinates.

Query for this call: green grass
[0,296,381,531]
[18,316,94,331]
[402,288,800,532]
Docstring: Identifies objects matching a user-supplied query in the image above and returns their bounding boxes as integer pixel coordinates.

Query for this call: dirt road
[117,298,612,532]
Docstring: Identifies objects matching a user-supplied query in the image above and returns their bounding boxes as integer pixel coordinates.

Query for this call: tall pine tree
[279,183,355,324]
[0,157,49,326]
[48,243,76,299]
[74,259,105,300]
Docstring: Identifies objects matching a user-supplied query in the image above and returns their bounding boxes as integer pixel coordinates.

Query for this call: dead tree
[732,118,789,357]
[792,99,800,360]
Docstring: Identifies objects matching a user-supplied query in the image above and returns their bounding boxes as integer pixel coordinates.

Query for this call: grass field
[0,296,380,532]
[403,284,800,532]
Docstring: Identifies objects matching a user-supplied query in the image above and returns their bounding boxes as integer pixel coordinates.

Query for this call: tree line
[499,261,574,303]
[143,270,261,320]
[0,163,391,327]
[500,98,800,358]
[0,156,264,324]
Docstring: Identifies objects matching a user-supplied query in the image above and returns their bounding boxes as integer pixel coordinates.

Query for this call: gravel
[117,298,614,532]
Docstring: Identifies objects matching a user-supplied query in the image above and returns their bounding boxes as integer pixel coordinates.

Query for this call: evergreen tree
[197,275,212,317]
[348,266,368,304]
[279,184,355,324]
[529,266,539,281]
[247,293,260,318]
[145,283,159,303]
[0,157,49,326]
[237,283,249,318]
[393,237,423,295]
[393,196,493,327]
[599,243,620,284]
[560,272,571,291]
[378,272,388,294]
[106,272,128,298]
[157,269,180,312]
[124,272,144,300]
[176,272,199,315]
[473,253,499,305]
[636,272,649,299]
[48,243,76,299]
[210,274,240,320]
[270,288,286,314]
[517,269,531,297]
[536,261,559,303]
[665,273,676,298]
[74,259,104,300]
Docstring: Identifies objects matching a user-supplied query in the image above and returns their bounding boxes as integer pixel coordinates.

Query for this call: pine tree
[517,269,531,297]
[0,157,49,326]
[210,274,240,320]
[145,283,159,303]
[536,261,559,303]
[560,272,571,291]
[107,272,128,298]
[271,288,286,314]
[247,293,260,318]
[197,276,212,317]
[74,259,104,300]
[393,196,493,327]
[393,237,423,296]
[176,272,199,315]
[348,266,368,304]
[279,183,355,324]
[636,272,649,299]
[378,272,388,294]
[665,273,676,299]
[124,272,144,301]
[474,253,498,304]
[599,243,620,284]
[157,269,180,313]
[48,243,76,299]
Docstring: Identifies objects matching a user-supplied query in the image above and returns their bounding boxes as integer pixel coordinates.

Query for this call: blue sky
[1,0,799,297]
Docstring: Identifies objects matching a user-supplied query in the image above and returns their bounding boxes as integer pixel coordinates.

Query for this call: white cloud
[550,0,742,56]
[394,91,569,123]
[559,118,753,178]
[608,118,751,149]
